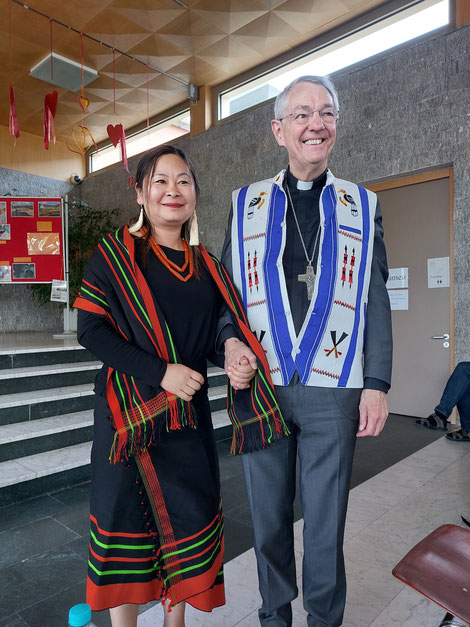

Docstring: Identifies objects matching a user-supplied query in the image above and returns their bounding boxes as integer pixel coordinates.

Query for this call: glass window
[89,110,190,173]
[219,0,449,119]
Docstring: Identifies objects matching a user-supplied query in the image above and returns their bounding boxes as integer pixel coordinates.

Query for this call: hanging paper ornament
[106,123,121,147]
[9,83,20,143]
[44,89,58,150]
[107,123,129,172]
[66,125,98,156]
[78,95,89,112]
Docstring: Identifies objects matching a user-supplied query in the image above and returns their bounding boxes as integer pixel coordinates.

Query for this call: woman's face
[136,153,196,234]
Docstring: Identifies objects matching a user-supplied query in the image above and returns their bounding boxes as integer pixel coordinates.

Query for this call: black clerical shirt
[283,168,327,336]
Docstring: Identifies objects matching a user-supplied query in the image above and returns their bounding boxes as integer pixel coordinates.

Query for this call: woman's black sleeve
[78,309,167,387]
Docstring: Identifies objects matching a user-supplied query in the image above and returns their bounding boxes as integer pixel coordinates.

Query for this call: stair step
[0,410,93,445]
[0,361,102,394]
[208,385,227,412]
[0,442,92,506]
[0,441,92,489]
[207,367,227,387]
[0,383,95,410]
[0,361,101,380]
[0,384,95,425]
[0,346,95,370]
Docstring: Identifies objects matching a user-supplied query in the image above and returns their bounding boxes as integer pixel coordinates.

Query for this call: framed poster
[0,197,65,284]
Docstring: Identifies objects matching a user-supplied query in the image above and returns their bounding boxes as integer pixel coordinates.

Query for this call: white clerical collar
[296,180,313,191]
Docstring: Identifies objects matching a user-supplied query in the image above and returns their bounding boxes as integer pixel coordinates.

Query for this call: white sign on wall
[388,289,409,311]
[427,257,450,289]
[387,267,409,289]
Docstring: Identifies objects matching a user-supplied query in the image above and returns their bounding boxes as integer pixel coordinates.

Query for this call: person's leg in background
[417,362,470,432]
[446,363,470,441]
[436,362,470,420]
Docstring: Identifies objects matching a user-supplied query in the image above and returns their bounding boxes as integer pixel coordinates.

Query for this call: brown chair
[392,524,470,624]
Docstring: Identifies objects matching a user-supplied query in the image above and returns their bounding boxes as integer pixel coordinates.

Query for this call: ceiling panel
[1,0,390,144]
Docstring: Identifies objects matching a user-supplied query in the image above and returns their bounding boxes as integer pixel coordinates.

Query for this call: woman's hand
[224,338,258,390]
[160,364,205,401]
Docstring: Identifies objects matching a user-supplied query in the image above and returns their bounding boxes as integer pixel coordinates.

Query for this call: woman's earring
[129,205,144,234]
[189,211,199,246]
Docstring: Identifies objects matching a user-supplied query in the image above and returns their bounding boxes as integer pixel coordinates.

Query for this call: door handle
[431,334,449,340]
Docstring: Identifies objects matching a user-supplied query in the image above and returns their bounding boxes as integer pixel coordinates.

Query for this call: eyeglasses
[279,106,338,126]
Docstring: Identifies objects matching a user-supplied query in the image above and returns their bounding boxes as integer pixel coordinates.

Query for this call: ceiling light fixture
[30,53,98,92]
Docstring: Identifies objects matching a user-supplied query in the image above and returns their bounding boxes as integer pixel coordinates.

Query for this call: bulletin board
[0,197,65,284]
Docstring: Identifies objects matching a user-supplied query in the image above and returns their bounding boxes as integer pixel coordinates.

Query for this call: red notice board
[0,197,65,284]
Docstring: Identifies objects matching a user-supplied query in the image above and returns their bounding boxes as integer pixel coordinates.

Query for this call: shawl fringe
[229,405,290,455]
[108,391,195,464]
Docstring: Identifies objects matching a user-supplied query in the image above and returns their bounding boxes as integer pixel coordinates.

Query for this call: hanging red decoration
[108,47,129,172]
[44,90,58,150]
[9,83,20,143]
[107,123,129,172]
[8,1,20,144]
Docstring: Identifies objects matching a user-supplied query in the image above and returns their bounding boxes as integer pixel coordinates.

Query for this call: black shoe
[415,412,448,431]
[439,612,469,626]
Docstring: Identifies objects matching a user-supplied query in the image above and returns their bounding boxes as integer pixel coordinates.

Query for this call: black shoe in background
[439,612,469,626]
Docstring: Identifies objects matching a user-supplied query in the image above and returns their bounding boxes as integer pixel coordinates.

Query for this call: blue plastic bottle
[68,603,97,627]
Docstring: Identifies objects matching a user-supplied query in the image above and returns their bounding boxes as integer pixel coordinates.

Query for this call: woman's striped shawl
[74,226,289,461]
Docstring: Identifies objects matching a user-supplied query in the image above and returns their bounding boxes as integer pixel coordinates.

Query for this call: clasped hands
[160,337,257,402]
[223,337,258,390]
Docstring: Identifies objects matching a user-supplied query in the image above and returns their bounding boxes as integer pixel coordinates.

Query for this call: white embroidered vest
[231,170,376,387]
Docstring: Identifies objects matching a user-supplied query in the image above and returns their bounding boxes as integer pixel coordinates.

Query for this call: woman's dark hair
[129,144,203,276]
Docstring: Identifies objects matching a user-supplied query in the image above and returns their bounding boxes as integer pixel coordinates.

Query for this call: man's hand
[160,364,204,402]
[357,389,388,437]
[224,338,257,390]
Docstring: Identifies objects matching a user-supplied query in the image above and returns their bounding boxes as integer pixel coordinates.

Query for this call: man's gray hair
[273,75,339,120]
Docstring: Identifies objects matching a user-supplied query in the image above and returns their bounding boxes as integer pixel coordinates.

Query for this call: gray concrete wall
[0,168,74,333]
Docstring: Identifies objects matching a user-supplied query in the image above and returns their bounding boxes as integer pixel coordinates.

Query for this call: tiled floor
[1,416,468,627]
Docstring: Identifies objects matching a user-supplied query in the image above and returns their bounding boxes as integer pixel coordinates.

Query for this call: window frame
[214,0,451,124]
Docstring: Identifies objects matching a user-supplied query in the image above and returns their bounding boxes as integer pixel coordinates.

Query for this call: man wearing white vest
[220,75,392,627]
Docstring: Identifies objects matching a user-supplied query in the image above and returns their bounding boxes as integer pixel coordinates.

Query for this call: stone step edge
[0,410,94,445]
[0,361,102,381]
[0,410,231,489]
[0,441,92,489]
[0,343,85,356]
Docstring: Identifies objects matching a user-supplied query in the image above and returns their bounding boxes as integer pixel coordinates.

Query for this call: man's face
[271,82,338,181]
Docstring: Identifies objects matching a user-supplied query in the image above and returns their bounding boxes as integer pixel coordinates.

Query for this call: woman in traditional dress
[74,145,287,627]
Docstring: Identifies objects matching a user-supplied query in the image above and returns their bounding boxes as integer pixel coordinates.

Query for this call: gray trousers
[242,376,361,627]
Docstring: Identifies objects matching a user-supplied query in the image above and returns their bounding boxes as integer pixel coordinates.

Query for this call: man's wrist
[224,337,241,352]
[363,377,389,393]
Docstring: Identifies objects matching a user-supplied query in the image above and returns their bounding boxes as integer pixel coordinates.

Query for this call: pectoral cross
[298,264,316,300]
